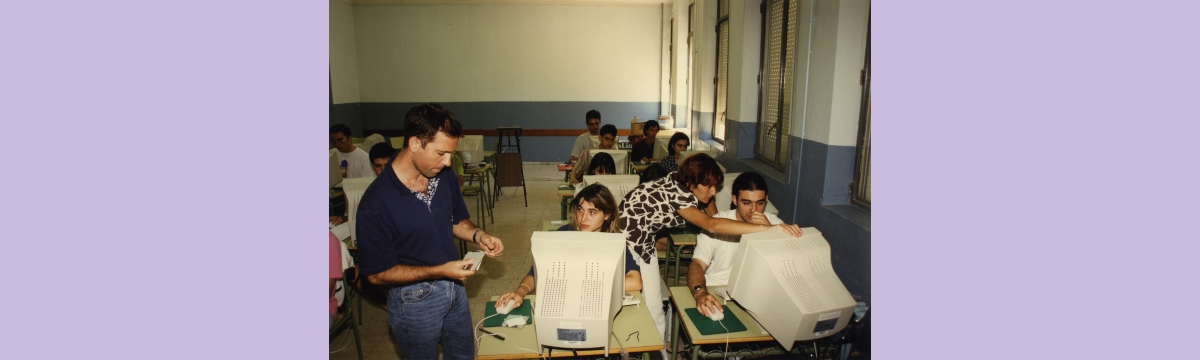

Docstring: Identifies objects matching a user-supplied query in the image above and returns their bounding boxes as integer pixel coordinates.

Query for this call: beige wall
[788,0,868,146]
[351,4,663,103]
[330,0,361,104]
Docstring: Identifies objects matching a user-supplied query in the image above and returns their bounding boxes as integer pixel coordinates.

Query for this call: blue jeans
[387,279,474,359]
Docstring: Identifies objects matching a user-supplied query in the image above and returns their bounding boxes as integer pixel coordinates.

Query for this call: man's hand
[695,290,723,317]
[329,216,347,226]
[772,224,804,237]
[496,291,526,309]
[477,232,504,257]
[746,211,771,226]
[441,259,479,281]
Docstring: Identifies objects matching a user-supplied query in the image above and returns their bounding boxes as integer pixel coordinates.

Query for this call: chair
[359,133,385,153]
[389,136,405,150]
[496,126,522,153]
[456,135,484,152]
[493,152,527,207]
[330,268,363,360]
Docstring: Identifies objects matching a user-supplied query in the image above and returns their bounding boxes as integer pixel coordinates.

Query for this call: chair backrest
[456,135,484,151]
[494,153,524,187]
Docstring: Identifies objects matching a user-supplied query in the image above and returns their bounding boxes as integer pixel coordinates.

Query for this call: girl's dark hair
[568,184,621,233]
[667,132,690,156]
[587,152,616,175]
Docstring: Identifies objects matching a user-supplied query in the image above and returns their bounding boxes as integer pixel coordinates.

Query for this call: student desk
[557,184,575,220]
[668,286,814,360]
[556,163,574,182]
[464,163,494,219]
[476,292,664,360]
[540,220,568,232]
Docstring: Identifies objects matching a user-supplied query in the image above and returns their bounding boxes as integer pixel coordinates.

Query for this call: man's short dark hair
[330,123,352,137]
[643,120,660,135]
[404,103,463,147]
[730,172,769,209]
[587,152,616,175]
[368,142,396,162]
[599,124,617,138]
[586,109,601,121]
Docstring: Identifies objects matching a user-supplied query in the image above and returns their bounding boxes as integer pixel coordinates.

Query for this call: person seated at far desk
[569,124,618,185]
[330,123,373,179]
[659,132,690,173]
[331,143,396,226]
[688,172,784,318]
[569,109,603,164]
[630,120,659,164]
[495,184,642,309]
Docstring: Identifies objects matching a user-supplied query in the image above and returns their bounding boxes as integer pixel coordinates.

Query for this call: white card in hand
[462,250,485,271]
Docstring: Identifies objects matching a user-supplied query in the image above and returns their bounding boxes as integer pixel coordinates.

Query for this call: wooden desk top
[476,292,664,359]
[557,183,575,197]
[464,163,492,174]
[557,163,574,172]
[667,286,774,345]
[668,232,697,246]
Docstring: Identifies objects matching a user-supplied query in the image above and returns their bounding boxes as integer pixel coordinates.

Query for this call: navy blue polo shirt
[356,156,470,277]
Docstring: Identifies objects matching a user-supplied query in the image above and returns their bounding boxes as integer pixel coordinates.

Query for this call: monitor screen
[726,227,856,350]
[530,231,626,353]
[588,149,630,174]
[456,135,484,151]
[578,175,641,206]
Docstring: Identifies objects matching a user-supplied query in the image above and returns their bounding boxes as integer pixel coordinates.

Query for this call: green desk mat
[684,306,747,335]
[483,300,533,327]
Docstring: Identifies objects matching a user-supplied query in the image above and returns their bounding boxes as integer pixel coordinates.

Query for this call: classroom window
[712,0,730,143]
[851,17,871,210]
[755,0,799,170]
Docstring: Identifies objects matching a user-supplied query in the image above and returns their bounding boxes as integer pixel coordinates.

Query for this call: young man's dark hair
[369,142,396,162]
[730,172,769,210]
[586,109,601,121]
[587,152,617,176]
[599,124,618,138]
[638,163,670,184]
[330,123,353,137]
[642,120,660,135]
[403,103,463,146]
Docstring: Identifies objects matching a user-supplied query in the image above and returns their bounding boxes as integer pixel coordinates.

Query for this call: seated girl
[495,183,643,309]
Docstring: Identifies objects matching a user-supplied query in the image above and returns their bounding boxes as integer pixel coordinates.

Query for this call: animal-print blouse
[619,173,699,264]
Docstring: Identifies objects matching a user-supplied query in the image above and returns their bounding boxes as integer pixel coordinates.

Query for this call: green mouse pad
[684,306,747,335]
[483,300,534,327]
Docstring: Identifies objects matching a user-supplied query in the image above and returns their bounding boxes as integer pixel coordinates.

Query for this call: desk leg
[671,309,680,360]
[560,196,571,220]
[673,246,684,286]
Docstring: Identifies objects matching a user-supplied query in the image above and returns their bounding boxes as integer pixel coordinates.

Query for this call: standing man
[569,109,603,163]
[688,172,783,318]
[330,123,373,179]
[630,120,660,164]
[356,103,505,360]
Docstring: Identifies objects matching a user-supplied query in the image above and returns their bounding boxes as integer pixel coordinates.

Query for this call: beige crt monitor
[329,152,343,189]
[588,149,630,174]
[530,231,626,354]
[726,227,856,350]
[578,175,641,205]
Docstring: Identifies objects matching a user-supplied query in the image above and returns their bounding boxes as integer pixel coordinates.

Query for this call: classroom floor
[331,162,590,360]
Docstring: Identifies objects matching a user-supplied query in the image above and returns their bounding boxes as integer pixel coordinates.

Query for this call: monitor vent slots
[542,261,569,317]
[580,262,605,318]
[781,258,823,312]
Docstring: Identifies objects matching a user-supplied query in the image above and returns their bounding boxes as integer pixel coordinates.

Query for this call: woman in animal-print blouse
[617,153,804,345]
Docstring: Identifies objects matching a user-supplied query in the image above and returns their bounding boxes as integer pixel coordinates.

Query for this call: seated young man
[569,109,603,163]
[629,120,659,164]
[687,172,784,317]
[569,124,618,184]
[329,123,373,179]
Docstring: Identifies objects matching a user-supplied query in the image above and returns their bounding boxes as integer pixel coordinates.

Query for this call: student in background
[330,123,373,179]
[659,132,690,173]
[630,120,660,164]
[495,184,641,309]
[569,124,618,185]
[369,142,396,176]
[688,172,783,317]
[569,109,603,163]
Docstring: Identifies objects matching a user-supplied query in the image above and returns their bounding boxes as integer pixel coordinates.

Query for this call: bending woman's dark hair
[671,153,724,191]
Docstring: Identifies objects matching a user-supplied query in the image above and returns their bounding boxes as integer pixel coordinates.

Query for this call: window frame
[711,0,730,144]
[754,0,797,171]
[851,12,871,210]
